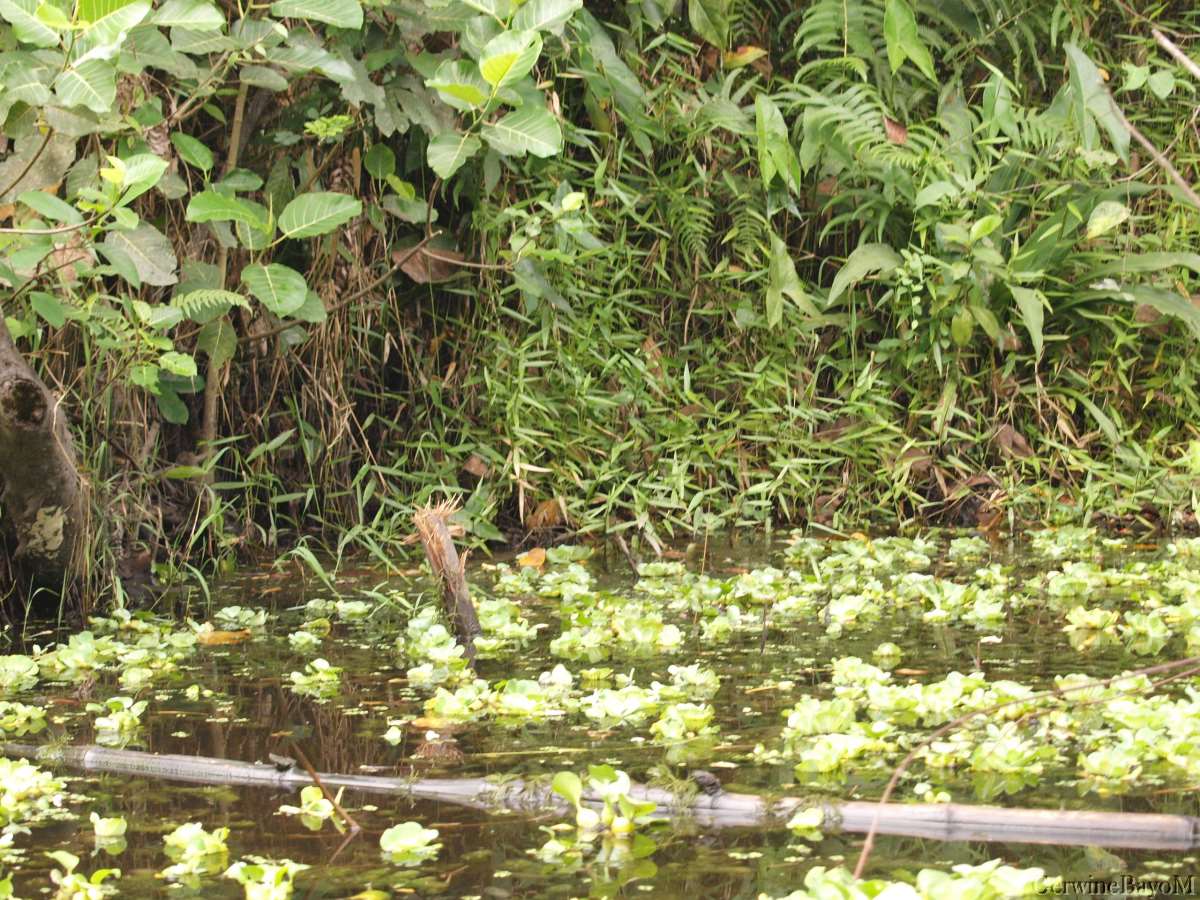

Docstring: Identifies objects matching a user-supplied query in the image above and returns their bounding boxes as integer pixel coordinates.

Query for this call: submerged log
[4,742,1197,851]
[0,317,85,590]
[412,501,481,664]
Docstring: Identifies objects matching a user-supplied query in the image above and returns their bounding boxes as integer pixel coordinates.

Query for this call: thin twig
[1101,83,1200,210]
[1153,30,1200,83]
[289,742,362,833]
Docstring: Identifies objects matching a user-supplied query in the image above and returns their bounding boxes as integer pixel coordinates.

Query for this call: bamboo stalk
[4,742,1196,851]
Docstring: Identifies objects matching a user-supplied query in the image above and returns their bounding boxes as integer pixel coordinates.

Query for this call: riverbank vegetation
[2,1,1200,605]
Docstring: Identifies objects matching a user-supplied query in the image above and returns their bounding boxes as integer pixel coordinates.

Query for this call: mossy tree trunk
[0,316,84,590]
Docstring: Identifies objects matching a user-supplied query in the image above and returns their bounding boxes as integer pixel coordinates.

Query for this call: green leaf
[1065,43,1129,162]
[1085,201,1129,239]
[196,315,236,367]
[1009,286,1045,359]
[153,0,224,30]
[171,133,214,172]
[30,291,66,327]
[478,30,542,88]
[18,190,81,223]
[118,153,168,204]
[828,243,902,305]
[186,190,267,229]
[883,0,935,80]
[363,144,395,180]
[239,65,288,91]
[551,771,582,808]
[767,233,821,326]
[1148,70,1175,100]
[241,263,307,315]
[54,60,117,113]
[688,0,729,48]
[290,290,327,323]
[479,105,562,157]
[427,132,482,179]
[511,0,581,35]
[1092,283,1200,341]
[426,59,491,111]
[278,192,361,239]
[103,223,178,286]
[173,288,250,323]
[269,0,362,29]
[0,0,60,47]
[75,0,150,59]
[755,94,800,194]
[159,351,197,377]
[462,0,511,17]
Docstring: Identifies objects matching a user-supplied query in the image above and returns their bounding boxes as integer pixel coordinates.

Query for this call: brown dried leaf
[394,245,466,284]
[993,424,1033,458]
[883,116,908,145]
[462,453,490,478]
[525,498,566,530]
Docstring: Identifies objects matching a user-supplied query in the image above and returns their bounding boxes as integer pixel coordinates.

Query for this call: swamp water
[5,528,1200,898]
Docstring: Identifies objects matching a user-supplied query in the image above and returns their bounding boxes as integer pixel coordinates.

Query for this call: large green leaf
[54,59,117,113]
[478,30,542,88]
[269,0,362,29]
[767,233,822,326]
[427,132,482,179]
[1090,284,1200,340]
[512,0,581,35]
[755,94,800,194]
[0,0,59,48]
[278,192,361,239]
[426,60,490,111]
[186,190,268,229]
[1066,42,1129,162]
[480,105,561,157]
[75,0,150,60]
[153,0,225,30]
[687,0,729,48]
[196,315,236,367]
[103,223,178,286]
[241,263,307,316]
[828,243,902,305]
[1009,286,1046,359]
[883,0,934,80]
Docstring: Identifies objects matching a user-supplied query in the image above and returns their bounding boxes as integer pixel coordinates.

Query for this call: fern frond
[172,289,250,323]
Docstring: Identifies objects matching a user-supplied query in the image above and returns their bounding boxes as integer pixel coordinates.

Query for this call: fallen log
[4,742,1197,851]
[412,501,481,664]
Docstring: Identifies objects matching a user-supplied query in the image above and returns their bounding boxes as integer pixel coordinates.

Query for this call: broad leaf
[153,0,225,30]
[426,60,491,111]
[883,0,935,80]
[171,133,214,172]
[269,0,362,30]
[1066,43,1130,162]
[119,153,169,204]
[197,315,236,367]
[18,190,82,224]
[478,30,542,88]
[1085,201,1129,240]
[688,0,729,48]
[55,60,117,113]
[241,263,307,315]
[828,243,902,305]
[186,190,268,229]
[427,132,482,179]
[0,0,59,47]
[278,192,361,239]
[755,94,800,194]
[104,223,178,286]
[1009,286,1046,359]
[767,233,822,326]
[1091,284,1200,340]
[75,0,150,61]
[480,105,561,157]
[512,0,581,35]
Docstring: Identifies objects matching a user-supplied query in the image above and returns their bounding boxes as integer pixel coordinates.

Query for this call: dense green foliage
[2,0,1200,593]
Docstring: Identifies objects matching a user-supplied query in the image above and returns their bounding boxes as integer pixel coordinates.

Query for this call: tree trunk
[0,316,84,590]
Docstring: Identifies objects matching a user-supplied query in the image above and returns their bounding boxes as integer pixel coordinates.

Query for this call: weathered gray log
[0,316,84,588]
[4,742,1197,851]
[413,501,480,664]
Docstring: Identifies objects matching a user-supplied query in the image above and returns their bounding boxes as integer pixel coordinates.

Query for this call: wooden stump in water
[413,501,481,664]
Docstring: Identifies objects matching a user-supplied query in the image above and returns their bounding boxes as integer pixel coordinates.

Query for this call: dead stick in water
[413,500,481,665]
[4,742,1198,851]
